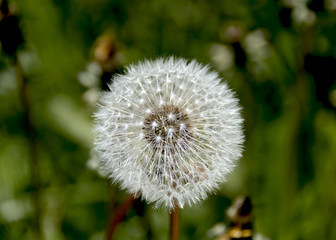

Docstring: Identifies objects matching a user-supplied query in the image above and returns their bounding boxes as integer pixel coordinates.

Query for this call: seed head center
[143,105,191,154]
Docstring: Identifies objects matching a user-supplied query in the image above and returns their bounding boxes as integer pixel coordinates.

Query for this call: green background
[1,0,336,239]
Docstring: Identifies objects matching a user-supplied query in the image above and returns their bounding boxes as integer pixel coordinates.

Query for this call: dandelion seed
[93,57,244,210]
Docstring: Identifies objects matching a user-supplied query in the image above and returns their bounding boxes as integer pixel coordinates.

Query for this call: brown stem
[169,206,180,240]
[106,195,136,240]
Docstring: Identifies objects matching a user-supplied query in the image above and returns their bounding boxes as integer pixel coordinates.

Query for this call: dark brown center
[142,105,192,154]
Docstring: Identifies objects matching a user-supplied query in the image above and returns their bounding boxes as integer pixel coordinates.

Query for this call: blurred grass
[1,0,336,239]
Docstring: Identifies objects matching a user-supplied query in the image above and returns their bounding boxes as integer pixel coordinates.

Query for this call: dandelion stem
[106,195,136,240]
[169,206,180,240]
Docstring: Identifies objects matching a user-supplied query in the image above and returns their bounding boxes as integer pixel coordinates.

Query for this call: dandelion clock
[93,57,244,238]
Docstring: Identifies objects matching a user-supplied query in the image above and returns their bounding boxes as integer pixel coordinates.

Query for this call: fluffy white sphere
[93,57,244,210]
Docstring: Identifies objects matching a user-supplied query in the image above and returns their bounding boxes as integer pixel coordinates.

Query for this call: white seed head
[93,57,244,210]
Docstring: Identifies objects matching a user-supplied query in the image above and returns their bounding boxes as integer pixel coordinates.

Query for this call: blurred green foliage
[1,0,336,239]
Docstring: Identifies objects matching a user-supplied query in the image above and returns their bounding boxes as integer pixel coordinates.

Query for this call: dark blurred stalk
[1,0,40,237]
[289,27,314,194]
[14,57,41,240]
[169,207,180,240]
[106,194,136,240]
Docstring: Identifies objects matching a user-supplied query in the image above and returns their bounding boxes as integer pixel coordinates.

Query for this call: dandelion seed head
[93,57,244,210]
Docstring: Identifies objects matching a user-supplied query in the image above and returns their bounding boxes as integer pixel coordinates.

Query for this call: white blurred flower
[283,0,316,26]
[93,57,244,210]
[209,43,234,72]
[326,0,336,10]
